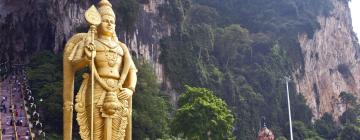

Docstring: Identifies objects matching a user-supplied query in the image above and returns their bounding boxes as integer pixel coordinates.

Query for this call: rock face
[125,0,172,84]
[0,0,91,63]
[123,0,177,104]
[0,0,169,78]
[2,0,359,119]
[0,0,176,103]
[295,0,360,120]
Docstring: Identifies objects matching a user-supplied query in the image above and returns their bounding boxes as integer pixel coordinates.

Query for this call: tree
[214,24,253,68]
[338,91,359,125]
[314,113,338,139]
[339,108,359,125]
[338,125,360,140]
[276,136,287,140]
[189,5,219,25]
[171,86,235,139]
[287,121,323,140]
[132,60,171,139]
[159,0,334,138]
[112,0,140,33]
[339,91,357,110]
[27,51,64,135]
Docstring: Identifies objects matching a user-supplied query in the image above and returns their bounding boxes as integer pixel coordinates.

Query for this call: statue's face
[99,15,116,36]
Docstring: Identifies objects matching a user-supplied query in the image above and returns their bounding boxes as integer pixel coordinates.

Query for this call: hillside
[0,0,359,139]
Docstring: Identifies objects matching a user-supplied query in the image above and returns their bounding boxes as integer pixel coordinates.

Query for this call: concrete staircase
[1,76,32,140]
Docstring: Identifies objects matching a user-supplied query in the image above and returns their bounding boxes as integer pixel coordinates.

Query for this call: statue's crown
[98,0,115,18]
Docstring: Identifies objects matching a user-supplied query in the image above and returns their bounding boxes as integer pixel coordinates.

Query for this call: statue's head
[98,0,116,37]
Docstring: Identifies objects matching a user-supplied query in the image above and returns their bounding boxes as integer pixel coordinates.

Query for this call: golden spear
[84,6,101,140]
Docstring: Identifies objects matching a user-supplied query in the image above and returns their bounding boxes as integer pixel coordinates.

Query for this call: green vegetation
[24,0,360,139]
[340,108,359,125]
[289,121,323,140]
[113,0,140,33]
[132,59,171,139]
[338,91,360,127]
[339,91,357,110]
[336,92,360,140]
[314,113,338,139]
[159,0,335,139]
[171,86,235,139]
[27,51,64,135]
[338,125,360,140]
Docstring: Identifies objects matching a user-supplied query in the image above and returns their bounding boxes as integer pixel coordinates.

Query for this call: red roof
[256,127,275,140]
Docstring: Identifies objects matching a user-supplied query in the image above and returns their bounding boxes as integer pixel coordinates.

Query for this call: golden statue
[63,0,137,140]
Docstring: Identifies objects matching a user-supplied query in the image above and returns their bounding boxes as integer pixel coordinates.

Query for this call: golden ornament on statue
[63,0,137,140]
[85,5,101,26]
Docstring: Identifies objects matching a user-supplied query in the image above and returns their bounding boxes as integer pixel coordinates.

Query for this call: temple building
[256,123,275,140]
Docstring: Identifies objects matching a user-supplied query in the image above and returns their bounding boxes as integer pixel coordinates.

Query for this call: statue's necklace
[97,39,118,67]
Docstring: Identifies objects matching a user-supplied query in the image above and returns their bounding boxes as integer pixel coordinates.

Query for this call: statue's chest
[94,41,124,67]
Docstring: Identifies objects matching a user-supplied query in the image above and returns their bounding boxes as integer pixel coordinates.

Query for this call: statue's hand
[118,88,133,100]
[83,34,96,50]
[84,43,96,58]
[87,43,96,51]
[83,35,96,58]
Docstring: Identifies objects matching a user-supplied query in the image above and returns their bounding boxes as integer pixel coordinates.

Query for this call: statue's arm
[122,43,138,92]
[123,62,137,92]
[67,33,93,71]
[71,41,89,70]
[63,32,88,140]
[63,31,97,139]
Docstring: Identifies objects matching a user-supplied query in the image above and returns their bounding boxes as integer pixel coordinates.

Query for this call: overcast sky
[350,1,359,39]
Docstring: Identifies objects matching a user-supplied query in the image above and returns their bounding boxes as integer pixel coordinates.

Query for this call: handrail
[10,82,19,140]
[22,69,43,139]
[20,76,34,140]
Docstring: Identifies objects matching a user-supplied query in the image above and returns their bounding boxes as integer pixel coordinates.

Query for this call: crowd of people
[1,66,45,140]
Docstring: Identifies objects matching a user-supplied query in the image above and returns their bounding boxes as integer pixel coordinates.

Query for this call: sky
[350,0,360,39]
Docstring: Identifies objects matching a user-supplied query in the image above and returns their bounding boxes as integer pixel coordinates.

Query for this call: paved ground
[1,76,31,140]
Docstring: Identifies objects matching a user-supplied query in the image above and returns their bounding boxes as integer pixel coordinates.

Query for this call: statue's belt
[93,65,124,92]
[91,66,125,108]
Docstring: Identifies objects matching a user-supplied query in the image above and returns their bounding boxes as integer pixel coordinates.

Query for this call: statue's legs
[112,102,129,140]
[86,102,104,139]
[85,82,129,140]
[86,83,104,140]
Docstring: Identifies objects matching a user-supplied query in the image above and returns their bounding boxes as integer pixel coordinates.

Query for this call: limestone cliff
[123,0,172,84]
[0,0,91,63]
[0,0,169,79]
[2,0,359,120]
[123,0,178,104]
[0,0,176,103]
[295,0,360,120]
